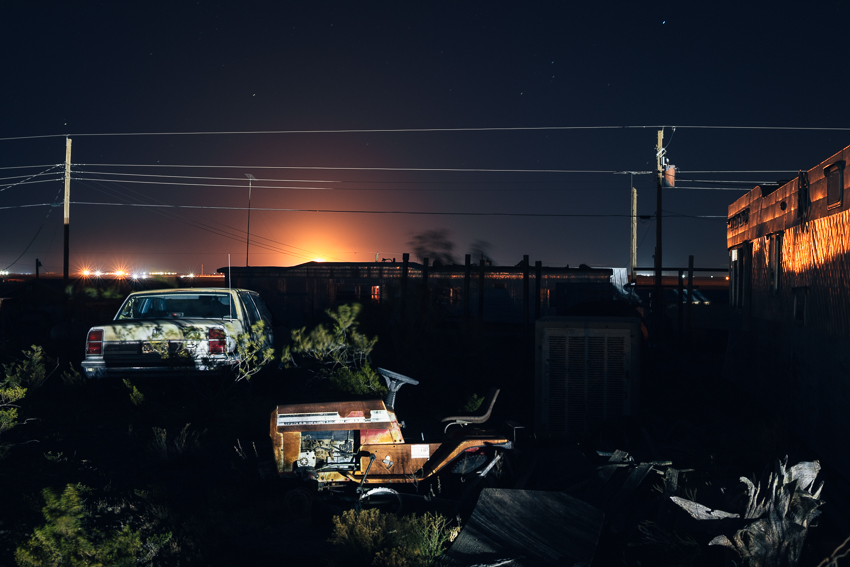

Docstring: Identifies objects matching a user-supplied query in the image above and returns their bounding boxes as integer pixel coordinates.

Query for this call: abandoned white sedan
[81,288,273,378]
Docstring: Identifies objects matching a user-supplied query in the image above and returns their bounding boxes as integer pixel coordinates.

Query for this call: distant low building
[726,143,850,478]
[220,260,616,330]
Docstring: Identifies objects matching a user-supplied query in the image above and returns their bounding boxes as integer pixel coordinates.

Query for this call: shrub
[0,384,26,459]
[123,379,145,406]
[463,393,484,413]
[60,362,84,388]
[15,484,144,567]
[233,320,276,382]
[281,304,386,396]
[330,508,398,565]
[330,508,459,567]
[3,345,55,390]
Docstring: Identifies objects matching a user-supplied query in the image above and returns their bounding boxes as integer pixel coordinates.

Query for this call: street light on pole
[245,174,256,267]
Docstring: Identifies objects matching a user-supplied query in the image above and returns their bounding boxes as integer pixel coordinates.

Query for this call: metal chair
[441,387,500,433]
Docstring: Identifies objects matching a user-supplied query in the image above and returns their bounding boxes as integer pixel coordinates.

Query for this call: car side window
[238,291,260,326]
[252,294,274,325]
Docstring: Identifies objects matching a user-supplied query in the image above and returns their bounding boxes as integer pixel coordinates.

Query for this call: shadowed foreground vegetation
[0,303,517,566]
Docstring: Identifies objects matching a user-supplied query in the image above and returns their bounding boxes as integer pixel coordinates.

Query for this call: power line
[679,170,797,174]
[668,186,752,191]
[3,124,850,142]
[73,170,339,184]
[74,179,337,262]
[2,186,63,271]
[74,169,634,186]
[0,165,63,192]
[70,176,633,192]
[675,178,774,184]
[0,177,64,189]
[78,163,803,175]
[0,203,56,210]
[70,200,725,219]
[72,177,337,191]
[0,172,64,182]
[78,163,632,174]
[0,164,61,170]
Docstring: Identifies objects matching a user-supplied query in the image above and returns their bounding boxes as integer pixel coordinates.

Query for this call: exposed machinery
[269,368,511,508]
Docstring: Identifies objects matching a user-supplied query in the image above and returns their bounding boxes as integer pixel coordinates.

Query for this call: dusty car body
[81,288,273,378]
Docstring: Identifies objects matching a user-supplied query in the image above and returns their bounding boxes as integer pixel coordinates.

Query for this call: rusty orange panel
[357,443,442,476]
[360,429,395,444]
[280,431,302,473]
[420,437,509,478]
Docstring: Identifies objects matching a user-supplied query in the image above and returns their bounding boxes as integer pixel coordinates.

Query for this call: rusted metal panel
[279,431,301,473]
[742,208,850,336]
[270,399,405,474]
[728,143,850,337]
[727,145,850,249]
[783,208,850,336]
[272,400,394,430]
[357,443,442,476]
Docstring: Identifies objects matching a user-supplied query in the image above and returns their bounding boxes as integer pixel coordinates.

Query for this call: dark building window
[792,287,808,324]
[826,162,844,209]
[768,233,782,294]
[730,247,745,307]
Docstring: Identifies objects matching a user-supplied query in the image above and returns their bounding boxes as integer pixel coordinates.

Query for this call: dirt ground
[1,321,848,566]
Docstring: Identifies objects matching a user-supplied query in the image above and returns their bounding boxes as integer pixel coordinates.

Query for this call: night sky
[3,1,850,275]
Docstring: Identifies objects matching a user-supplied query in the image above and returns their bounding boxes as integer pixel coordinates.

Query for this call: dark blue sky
[2,1,849,274]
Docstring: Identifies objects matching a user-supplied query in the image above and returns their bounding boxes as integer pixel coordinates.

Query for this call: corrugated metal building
[726,143,850,478]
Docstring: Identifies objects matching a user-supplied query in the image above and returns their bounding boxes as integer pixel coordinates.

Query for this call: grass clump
[148,424,204,460]
[330,508,459,567]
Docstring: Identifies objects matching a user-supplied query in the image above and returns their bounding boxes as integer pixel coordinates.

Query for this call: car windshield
[116,293,233,320]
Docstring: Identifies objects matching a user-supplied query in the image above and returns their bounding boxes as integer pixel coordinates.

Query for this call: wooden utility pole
[686,255,694,343]
[522,254,529,327]
[478,257,485,321]
[630,185,637,281]
[534,260,542,320]
[463,254,471,321]
[245,173,255,267]
[654,130,664,341]
[63,137,72,285]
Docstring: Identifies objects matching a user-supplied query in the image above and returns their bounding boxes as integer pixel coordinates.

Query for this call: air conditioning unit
[535,316,641,437]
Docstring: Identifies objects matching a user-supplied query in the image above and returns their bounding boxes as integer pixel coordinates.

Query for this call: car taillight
[209,328,226,354]
[86,329,103,355]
